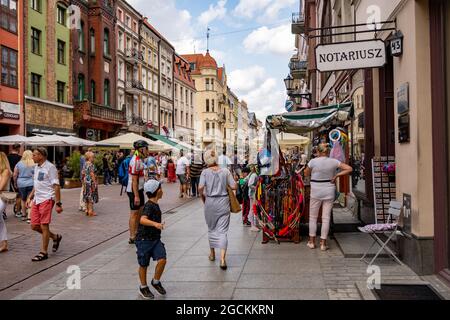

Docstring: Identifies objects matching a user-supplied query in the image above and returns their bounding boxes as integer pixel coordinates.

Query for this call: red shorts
[31,199,55,225]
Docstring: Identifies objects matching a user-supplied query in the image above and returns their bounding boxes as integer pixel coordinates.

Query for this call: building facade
[0,0,23,141]
[159,38,174,136]
[182,52,227,152]
[116,0,145,135]
[24,0,73,137]
[140,19,160,135]
[298,0,450,280]
[174,53,195,143]
[72,0,125,141]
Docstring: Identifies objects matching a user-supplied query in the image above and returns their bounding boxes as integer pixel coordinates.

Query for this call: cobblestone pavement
[12,198,450,300]
[0,181,194,297]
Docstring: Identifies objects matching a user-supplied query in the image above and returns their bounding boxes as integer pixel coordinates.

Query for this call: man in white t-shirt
[218,150,232,169]
[127,140,149,244]
[26,147,63,262]
[176,150,190,198]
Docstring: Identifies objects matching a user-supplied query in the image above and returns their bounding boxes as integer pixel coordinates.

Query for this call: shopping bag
[227,186,241,213]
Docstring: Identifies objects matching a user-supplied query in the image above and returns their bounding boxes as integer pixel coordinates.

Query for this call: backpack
[118,156,131,195]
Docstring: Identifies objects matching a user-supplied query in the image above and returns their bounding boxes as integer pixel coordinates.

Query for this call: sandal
[32,252,48,262]
[52,234,62,253]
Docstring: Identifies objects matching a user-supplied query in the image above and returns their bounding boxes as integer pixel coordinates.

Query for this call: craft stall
[256,102,354,244]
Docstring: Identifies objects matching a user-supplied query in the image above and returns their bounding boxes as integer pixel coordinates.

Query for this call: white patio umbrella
[0,134,30,145]
[26,134,72,146]
[97,133,171,152]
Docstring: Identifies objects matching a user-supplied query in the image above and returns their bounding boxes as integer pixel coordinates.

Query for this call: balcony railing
[125,48,144,63]
[125,80,144,94]
[74,101,126,124]
[289,60,307,79]
[292,12,305,34]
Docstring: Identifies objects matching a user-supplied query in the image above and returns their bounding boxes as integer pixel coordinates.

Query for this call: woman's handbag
[227,186,241,214]
[0,191,18,204]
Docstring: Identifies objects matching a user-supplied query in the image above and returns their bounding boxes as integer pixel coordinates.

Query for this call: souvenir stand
[259,102,354,244]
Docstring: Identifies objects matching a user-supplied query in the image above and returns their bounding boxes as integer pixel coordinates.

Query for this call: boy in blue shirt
[136,179,166,299]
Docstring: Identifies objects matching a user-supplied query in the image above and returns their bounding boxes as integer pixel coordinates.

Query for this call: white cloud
[264,0,297,21]
[234,0,297,21]
[128,0,205,55]
[243,24,295,55]
[228,65,266,93]
[233,0,271,19]
[198,0,228,27]
[243,78,286,122]
[228,66,286,122]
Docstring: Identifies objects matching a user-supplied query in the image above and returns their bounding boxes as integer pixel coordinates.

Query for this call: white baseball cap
[144,179,161,194]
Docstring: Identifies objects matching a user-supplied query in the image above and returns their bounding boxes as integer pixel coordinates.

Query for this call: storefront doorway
[379,51,395,156]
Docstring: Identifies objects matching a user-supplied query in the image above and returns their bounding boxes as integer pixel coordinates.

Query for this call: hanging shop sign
[388,31,403,57]
[315,40,386,72]
[285,100,294,112]
[0,102,20,120]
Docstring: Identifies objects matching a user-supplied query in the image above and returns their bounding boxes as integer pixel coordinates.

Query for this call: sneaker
[151,280,166,295]
[128,238,135,245]
[139,286,154,300]
[15,213,22,218]
[307,242,316,249]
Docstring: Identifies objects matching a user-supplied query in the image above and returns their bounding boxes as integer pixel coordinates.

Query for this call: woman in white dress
[0,152,13,253]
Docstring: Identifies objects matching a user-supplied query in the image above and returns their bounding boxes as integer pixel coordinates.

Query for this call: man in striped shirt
[189,153,204,198]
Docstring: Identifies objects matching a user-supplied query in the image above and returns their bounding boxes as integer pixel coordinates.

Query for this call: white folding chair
[358,200,405,266]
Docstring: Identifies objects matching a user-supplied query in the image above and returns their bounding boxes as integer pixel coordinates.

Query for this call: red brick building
[72,0,125,141]
[0,0,24,141]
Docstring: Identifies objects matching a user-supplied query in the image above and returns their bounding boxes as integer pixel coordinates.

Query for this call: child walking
[136,179,167,300]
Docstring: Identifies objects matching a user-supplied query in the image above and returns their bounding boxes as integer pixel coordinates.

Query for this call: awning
[146,133,182,150]
[266,102,354,134]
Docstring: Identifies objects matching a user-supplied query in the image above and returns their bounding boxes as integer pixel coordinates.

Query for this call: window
[186,89,188,104]
[0,0,17,33]
[1,46,17,87]
[191,115,193,128]
[104,79,110,106]
[89,28,95,55]
[212,123,215,135]
[118,31,123,52]
[118,61,123,80]
[57,81,65,103]
[206,99,209,112]
[175,109,178,125]
[117,9,123,22]
[78,21,85,52]
[31,73,41,97]
[103,28,110,56]
[206,122,210,135]
[31,0,41,12]
[191,92,193,106]
[77,74,85,100]
[181,111,184,126]
[189,62,196,71]
[31,27,41,54]
[57,40,65,64]
[186,113,189,128]
[211,79,214,91]
[90,80,95,102]
[126,15,130,28]
[206,78,209,91]
[212,99,215,112]
[57,6,66,25]
[133,21,137,32]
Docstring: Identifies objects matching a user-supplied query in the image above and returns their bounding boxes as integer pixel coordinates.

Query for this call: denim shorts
[135,239,166,267]
[18,186,33,201]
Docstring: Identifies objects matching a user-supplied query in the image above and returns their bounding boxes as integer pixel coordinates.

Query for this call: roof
[174,53,196,89]
[182,52,218,74]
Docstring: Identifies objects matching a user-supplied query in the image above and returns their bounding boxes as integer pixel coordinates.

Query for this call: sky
[128,0,299,122]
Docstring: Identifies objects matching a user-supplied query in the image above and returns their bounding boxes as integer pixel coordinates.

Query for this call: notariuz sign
[315,40,386,72]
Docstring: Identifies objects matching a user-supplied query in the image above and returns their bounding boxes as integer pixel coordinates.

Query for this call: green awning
[266,102,354,134]
[146,133,183,150]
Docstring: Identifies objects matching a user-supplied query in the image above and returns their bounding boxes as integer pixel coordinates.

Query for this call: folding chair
[358,200,405,266]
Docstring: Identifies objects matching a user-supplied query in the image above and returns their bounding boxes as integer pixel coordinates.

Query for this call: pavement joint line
[2,197,197,295]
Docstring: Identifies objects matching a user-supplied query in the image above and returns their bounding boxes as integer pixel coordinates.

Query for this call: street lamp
[284,74,294,93]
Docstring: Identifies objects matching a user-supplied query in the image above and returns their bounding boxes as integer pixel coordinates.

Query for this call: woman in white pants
[0,152,13,253]
[304,143,352,251]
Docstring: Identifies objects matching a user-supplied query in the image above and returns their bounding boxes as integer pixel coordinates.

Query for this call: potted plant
[65,151,82,188]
